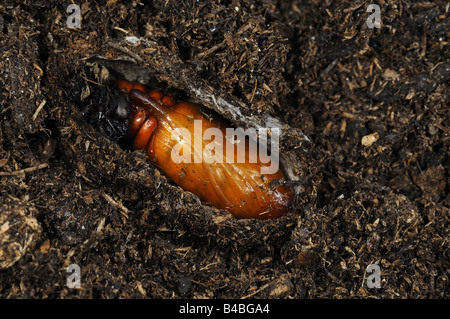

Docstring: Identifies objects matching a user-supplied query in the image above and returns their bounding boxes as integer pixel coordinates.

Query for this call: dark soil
[0,0,448,298]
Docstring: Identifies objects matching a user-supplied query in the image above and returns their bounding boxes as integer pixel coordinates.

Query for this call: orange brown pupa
[116,80,293,219]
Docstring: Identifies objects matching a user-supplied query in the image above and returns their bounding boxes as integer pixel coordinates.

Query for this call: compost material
[0,0,448,298]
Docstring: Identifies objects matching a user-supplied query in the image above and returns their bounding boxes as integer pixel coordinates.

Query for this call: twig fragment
[102,192,130,218]
[32,99,46,121]
[0,163,49,176]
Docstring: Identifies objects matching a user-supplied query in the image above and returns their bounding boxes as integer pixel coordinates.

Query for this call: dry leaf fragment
[361,132,379,146]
